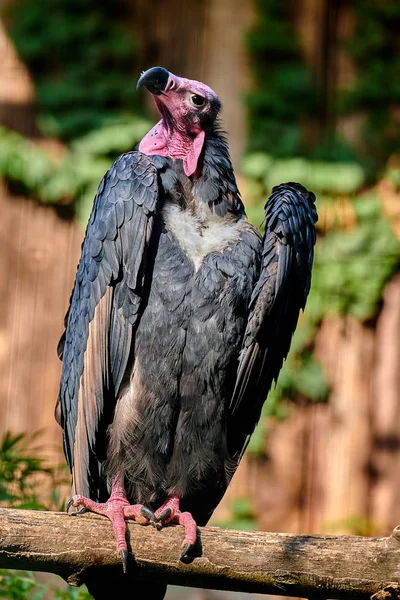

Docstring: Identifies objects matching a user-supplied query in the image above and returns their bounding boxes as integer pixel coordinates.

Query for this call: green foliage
[0,117,150,225]
[0,571,46,600]
[386,166,400,189]
[0,570,92,600]
[54,585,92,600]
[325,515,375,537]
[0,432,67,511]
[247,1,400,175]
[216,497,256,531]
[1,0,151,221]
[0,127,54,196]
[242,153,366,196]
[310,195,400,321]
[246,0,318,157]
[42,116,151,224]
[5,0,140,141]
[340,0,400,172]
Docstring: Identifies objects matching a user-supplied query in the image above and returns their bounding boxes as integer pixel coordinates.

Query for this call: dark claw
[155,507,172,523]
[65,497,74,513]
[140,506,156,522]
[180,543,192,561]
[120,549,128,574]
[70,507,89,516]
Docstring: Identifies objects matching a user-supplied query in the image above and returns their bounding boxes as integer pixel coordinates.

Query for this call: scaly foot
[66,479,154,573]
[154,494,197,559]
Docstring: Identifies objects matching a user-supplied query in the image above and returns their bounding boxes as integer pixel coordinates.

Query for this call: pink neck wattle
[139,120,205,177]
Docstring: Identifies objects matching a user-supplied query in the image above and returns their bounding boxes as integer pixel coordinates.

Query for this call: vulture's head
[137,66,221,177]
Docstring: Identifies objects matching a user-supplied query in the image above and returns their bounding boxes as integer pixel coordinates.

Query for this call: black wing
[229,182,317,460]
[57,152,160,498]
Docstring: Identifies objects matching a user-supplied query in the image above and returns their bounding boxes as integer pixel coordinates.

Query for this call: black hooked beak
[136,67,170,95]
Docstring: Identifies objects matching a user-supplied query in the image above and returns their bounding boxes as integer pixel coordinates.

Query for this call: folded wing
[57,152,160,498]
[229,182,318,461]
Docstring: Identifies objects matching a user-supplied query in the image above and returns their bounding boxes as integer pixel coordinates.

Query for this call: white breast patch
[162,203,243,271]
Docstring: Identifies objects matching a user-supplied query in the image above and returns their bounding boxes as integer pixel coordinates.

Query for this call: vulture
[56,66,317,591]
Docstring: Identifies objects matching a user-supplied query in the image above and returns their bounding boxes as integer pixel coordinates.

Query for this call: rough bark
[1,508,400,598]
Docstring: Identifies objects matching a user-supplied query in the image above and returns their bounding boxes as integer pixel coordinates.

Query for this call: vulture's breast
[162,203,243,270]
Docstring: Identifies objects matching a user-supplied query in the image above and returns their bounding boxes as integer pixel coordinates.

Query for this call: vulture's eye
[190,94,206,108]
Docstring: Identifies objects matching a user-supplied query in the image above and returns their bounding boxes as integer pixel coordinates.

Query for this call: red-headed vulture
[57,66,317,587]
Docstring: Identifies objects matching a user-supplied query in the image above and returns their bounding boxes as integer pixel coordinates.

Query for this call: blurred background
[0,0,399,598]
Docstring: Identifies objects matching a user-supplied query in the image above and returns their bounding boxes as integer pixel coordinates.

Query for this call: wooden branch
[0,508,400,598]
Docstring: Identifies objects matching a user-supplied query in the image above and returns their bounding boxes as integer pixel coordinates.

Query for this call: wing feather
[229,182,317,460]
[57,152,161,498]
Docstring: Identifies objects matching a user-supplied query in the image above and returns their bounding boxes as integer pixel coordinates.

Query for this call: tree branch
[0,508,400,598]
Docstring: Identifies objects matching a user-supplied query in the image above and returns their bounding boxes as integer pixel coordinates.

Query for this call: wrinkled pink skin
[70,478,149,553]
[154,495,197,548]
[70,478,197,560]
[139,72,219,176]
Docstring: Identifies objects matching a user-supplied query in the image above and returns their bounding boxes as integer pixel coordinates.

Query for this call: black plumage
[57,67,317,597]
[229,183,317,462]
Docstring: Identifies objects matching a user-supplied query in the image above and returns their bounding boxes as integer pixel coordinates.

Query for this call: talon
[155,507,172,523]
[140,506,155,522]
[180,543,192,561]
[70,507,89,516]
[66,497,75,512]
[120,548,128,574]
[66,479,155,565]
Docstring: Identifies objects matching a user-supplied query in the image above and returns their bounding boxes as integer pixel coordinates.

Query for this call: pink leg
[67,477,154,572]
[154,494,198,559]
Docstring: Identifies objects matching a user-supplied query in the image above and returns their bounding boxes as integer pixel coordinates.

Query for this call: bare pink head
[137,67,221,177]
